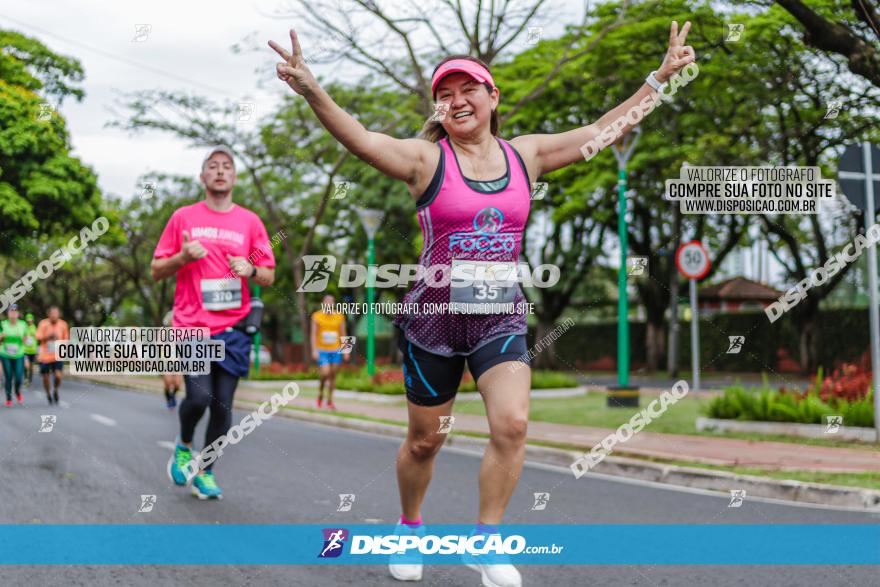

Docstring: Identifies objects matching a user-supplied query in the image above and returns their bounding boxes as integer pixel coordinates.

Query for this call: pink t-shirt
[153,201,276,334]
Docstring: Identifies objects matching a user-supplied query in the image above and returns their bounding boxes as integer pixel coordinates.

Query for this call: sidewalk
[78,375,880,474]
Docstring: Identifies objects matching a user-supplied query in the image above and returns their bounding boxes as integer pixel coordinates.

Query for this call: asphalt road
[0,377,877,587]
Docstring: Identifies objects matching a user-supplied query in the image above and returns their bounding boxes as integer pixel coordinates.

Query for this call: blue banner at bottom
[0,524,877,565]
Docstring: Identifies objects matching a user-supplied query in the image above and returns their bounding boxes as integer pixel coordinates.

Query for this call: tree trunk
[666,278,680,376]
[292,259,311,364]
[667,209,682,377]
[532,318,557,369]
[646,320,666,371]
[798,311,820,374]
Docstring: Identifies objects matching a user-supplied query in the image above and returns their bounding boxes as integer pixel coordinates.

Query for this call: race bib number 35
[201,279,243,311]
[449,260,517,314]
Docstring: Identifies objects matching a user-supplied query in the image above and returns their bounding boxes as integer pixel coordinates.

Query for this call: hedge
[333,308,870,373]
[535,308,870,373]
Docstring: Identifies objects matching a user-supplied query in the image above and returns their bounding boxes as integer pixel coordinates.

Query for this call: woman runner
[269,22,695,586]
[0,305,27,406]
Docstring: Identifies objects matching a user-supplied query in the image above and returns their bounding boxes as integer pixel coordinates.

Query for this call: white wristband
[645,71,666,91]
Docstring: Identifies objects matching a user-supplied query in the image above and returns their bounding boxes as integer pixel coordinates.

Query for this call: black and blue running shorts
[397,330,530,406]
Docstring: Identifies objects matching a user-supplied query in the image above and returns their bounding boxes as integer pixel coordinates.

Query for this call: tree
[94,176,202,326]
[0,209,126,326]
[111,83,419,361]
[268,0,628,116]
[0,29,102,252]
[719,3,880,372]
[772,0,880,88]
[498,0,749,369]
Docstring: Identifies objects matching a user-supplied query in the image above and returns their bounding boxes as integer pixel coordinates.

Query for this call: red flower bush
[818,363,871,402]
[372,370,405,385]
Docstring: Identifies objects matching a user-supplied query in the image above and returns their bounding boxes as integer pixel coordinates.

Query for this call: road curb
[696,416,878,443]
[75,375,880,510]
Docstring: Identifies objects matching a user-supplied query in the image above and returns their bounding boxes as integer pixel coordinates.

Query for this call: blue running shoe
[166,443,195,486]
[191,470,222,500]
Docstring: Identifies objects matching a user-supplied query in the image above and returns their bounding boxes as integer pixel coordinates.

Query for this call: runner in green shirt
[0,304,27,406]
[22,313,38,387]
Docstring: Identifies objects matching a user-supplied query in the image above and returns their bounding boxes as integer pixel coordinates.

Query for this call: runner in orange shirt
[36,306,69,405]
[310,294,349,410]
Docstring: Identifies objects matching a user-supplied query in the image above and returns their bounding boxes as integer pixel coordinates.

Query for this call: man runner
[22,313,38,387]
[310,294,349,410]
[152,145,275,500]
[36,306,68,405]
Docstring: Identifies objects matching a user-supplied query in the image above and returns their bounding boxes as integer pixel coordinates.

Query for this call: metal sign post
[357,208,384,376]
[839,142,880,440]
[689,278,699,394]
[676,241,711,394]
[607,127,641,407]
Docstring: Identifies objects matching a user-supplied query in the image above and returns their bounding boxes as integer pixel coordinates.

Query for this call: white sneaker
[462,533,522,587]
[464,560,522,587]
[388,521,425,581]
[388,562,423,581]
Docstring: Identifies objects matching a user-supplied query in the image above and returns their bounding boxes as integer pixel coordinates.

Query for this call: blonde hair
[419,55,500,143]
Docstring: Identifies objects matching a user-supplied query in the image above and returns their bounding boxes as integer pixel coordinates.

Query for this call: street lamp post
[357,208,384,376]
[607,127,641,407]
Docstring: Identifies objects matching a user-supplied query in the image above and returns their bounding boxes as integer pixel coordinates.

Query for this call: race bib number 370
[201,279,243,311]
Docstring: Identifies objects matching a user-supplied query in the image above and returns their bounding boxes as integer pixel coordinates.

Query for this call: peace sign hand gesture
[656,21,696,83]
[268,29,319,97]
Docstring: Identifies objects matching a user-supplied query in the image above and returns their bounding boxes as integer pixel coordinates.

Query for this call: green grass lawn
[454,390,704,434]
[453,391,880,451]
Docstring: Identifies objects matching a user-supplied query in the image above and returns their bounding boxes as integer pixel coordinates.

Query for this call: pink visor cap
[431,59,496,97]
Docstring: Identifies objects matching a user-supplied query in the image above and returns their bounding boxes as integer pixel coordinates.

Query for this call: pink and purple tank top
[393,137,532,356]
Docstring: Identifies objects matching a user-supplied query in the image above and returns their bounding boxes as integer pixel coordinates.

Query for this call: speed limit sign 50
[675,241,711,279]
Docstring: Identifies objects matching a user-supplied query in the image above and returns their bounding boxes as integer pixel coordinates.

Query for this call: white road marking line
[157,441,176,450]
[301,421,875,514]
[89,413,117,427]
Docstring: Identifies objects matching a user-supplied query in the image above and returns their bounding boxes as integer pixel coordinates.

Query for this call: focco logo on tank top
[448,207,515,256]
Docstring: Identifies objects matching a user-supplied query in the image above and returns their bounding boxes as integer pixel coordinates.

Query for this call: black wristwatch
[250,265,257,278]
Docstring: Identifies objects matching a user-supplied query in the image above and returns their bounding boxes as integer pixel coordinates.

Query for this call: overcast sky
[1,0,583,199]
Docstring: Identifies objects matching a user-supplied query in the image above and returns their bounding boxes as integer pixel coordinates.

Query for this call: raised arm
[511,21,696,178]
[268,30,436,188]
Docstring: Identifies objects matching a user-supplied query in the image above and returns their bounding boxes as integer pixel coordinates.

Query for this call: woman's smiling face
[434,73,499,138]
